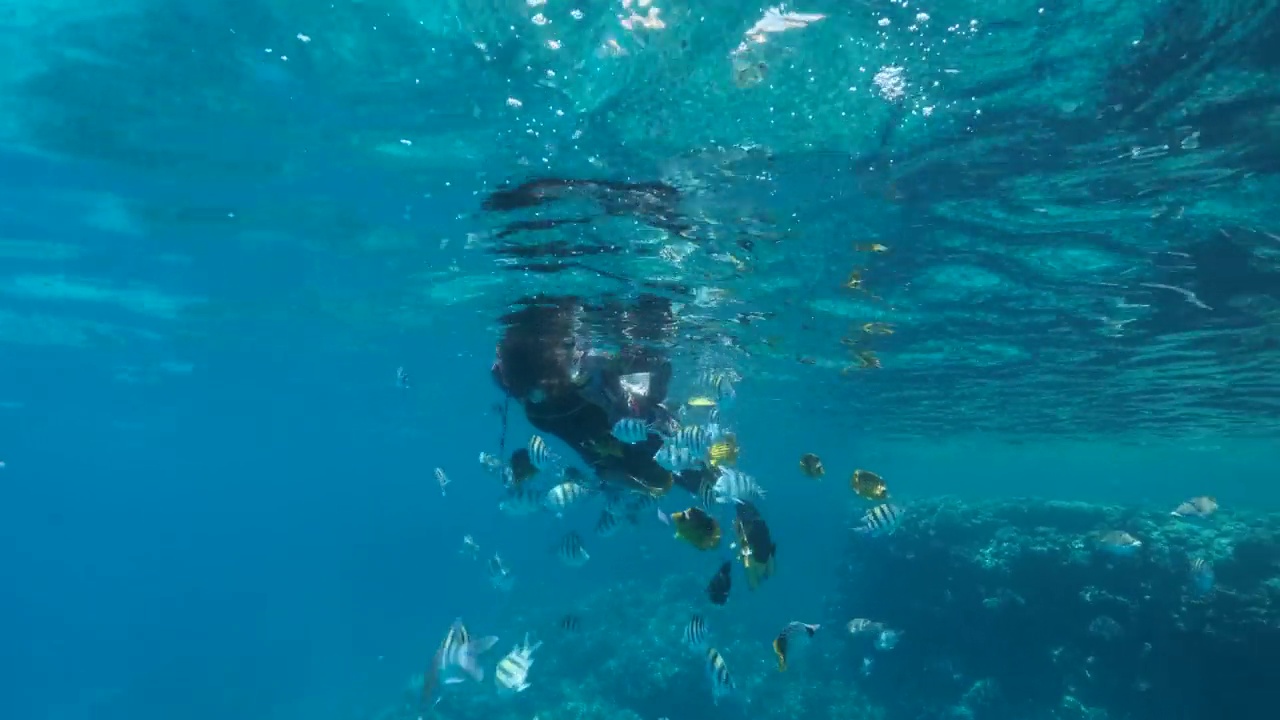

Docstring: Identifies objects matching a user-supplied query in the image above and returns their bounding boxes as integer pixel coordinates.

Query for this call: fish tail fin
[458,636,499,681]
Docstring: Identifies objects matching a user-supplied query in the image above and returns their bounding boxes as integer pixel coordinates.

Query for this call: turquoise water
[2,2,1279,719]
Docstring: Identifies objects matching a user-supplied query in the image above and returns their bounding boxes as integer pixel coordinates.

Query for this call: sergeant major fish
[713,466,766,505]
[696,370,737,408]
[595,508,621,537]
[612,418,657,444]
[494,633,543,694]
[684,614,710,651]
[545,481,591,517]
[705,648,736,705]
[667,425,720,458]
[556,531,590,567]
[655,444,702,473]
[623,490,660,522]
[1189,556,1215,596]
[695,475,719,509]
[500,485,543,516]
[855,504,902,536]
[527,435,558,471]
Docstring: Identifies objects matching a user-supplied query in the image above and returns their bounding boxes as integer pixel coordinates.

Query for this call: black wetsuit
[492,296,706,496]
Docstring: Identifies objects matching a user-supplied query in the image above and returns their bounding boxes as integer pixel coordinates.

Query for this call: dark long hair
[494,297,578,398]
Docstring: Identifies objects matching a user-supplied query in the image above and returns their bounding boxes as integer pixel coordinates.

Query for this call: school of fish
[412,368,1224,708]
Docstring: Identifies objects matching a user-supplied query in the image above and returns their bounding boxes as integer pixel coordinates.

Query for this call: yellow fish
[707,434,740,466]
[850,469,889,501]
[686,396,718,408]
[663,507,722,550]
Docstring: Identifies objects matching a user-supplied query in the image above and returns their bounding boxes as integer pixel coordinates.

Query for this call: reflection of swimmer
[492,295,710,495]
[481,178,691,236]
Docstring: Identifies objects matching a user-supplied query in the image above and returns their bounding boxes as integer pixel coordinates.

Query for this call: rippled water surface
[5,0,1279,436]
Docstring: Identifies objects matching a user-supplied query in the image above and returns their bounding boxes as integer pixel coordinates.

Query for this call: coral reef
[831,498,1280,720]
[370,498,1279,720]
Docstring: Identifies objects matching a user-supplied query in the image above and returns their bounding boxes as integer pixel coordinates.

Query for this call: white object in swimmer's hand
[619,372,651,400]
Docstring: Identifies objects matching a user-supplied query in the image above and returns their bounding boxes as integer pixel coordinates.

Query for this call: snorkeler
[491,295,708,496]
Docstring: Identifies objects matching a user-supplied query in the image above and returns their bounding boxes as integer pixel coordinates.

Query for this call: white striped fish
[623,491,658,519]
[683,614,710,651]
[654,444,701,473]
[422,618,499,707]
[527,434,558,470]
[494,633,543,694]
[668,425,717,457]
[545,481,591,516]
[855,504,903,536]
[712,466,765,505]
[611,418,655,444]
[705,647,735,705]
[595,508,620,537]
[499,485,543,516]
[696,370,737,407]
[696,475,718,509]
[1189,556,1215,596]
[556,531,590,567]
